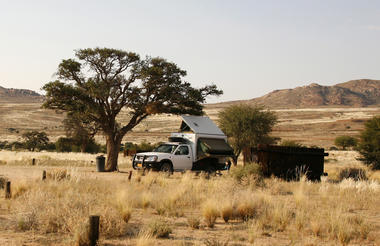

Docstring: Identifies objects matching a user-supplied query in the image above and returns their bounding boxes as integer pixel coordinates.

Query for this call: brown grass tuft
[202,201,219,228]
[187,215,201,229]
[145,219,172,238]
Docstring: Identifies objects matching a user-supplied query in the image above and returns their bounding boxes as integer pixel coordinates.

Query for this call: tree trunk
[105,136,121,172]
[80,139,88,153]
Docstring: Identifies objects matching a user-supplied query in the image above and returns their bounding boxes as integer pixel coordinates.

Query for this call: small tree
[334,136,358,150]
[22,131,49,151]
[218,104,277,165]
[358,116,380,169]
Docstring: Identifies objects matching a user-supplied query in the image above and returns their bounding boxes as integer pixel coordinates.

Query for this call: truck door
[172,145,192,170]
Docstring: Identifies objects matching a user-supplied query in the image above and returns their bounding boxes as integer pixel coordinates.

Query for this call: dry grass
[202,200,219,228]
[0,150,379,245]
[0,150,132,167]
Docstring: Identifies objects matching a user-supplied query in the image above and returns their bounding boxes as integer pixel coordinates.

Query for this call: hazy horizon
[1,0,380,103]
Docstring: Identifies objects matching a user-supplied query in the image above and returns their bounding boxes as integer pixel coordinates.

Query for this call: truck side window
[175,146,189,155]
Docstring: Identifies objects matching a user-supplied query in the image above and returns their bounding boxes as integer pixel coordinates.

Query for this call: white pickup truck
[132,115,233,173]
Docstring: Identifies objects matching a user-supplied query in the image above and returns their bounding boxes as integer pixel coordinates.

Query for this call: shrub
[55,137,76,152]
[202,201,219,228]
[230,163,263,184]
[358,116,380,170]
[120,207,132,223]
[338,168,367,181]
[46,169,71,181]
[55,137,101,153]
[220,204,233,223]
[280,140,304,148]
[145,219,172,238]
[329,146,339,151]
[187,216,200,229]
[236,201,257,221]
[334,136,358,150]
[0,175,8,189]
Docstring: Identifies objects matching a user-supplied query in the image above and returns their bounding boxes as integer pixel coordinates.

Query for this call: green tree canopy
[358,116,380,169]
[334,136,358,150]
[218,104,277,165]
[22,131,49,151]
[43,47,222,171]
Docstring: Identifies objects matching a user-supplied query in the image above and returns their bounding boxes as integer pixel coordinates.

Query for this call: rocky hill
[245,79,380,108]
[0,86,43,103]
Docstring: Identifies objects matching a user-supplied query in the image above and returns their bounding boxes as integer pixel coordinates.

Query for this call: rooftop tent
[179,115,225,135]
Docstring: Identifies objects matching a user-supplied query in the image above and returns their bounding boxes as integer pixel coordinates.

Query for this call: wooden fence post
[5,181,11,199]
[128,171,133,181]
[42,170,46,180]
[89,215,100,246]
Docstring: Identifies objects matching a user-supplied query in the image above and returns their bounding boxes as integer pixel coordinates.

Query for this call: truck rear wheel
[160,162,173,175]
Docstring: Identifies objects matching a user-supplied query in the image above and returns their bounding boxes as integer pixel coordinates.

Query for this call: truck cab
[132,115,233,173]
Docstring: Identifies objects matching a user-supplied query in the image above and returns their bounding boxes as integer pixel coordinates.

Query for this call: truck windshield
[153,144,178,153]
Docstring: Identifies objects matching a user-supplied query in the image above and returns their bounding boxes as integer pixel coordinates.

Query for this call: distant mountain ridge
[245,79,380,108]
[0,86,43,103]
[1,79,380,107]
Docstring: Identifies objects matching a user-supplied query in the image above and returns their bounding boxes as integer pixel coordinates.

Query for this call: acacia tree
[218,104,277,165]
[43,48,222,171]
[22,131,49,151]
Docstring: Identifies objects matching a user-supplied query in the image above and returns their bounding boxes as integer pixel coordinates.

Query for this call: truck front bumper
[132,156,161,170]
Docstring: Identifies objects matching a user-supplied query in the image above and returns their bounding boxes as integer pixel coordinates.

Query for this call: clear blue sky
[1,0,380,103]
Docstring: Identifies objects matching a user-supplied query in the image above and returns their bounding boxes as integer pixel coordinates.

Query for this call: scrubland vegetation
[0,151,379,245]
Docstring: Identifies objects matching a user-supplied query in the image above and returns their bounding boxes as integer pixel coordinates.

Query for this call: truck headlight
[145,156,158,162]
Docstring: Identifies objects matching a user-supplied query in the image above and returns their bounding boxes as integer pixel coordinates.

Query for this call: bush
[220,204,233,223]
[280,140,305,148]
[202,201,219,228]
[55,137,101,153]
[0,141,26,151]
[187,216,200,229]
[358,116,380,170]
[230,163,263,183]
[334,136,358,150]
[55,137,76,152]
[329,146,339,151]
[0,175,8,189]
[122,141,162,153]
[339,168,367,181]
[145,219,172,238]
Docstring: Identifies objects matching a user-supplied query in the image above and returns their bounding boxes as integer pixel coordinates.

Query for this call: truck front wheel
[160,162,173,175]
